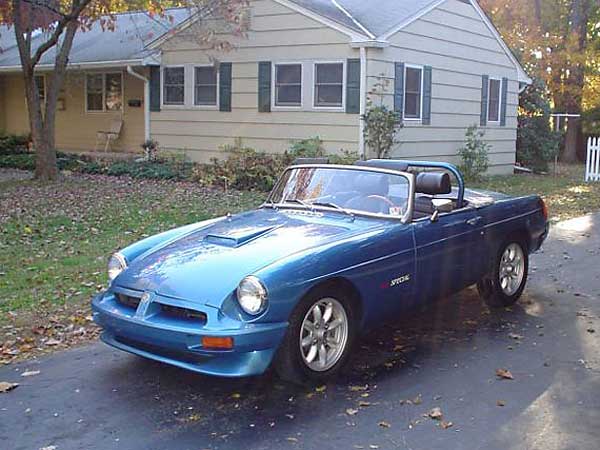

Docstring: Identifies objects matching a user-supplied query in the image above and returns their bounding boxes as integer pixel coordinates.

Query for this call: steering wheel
[367,195,396,207]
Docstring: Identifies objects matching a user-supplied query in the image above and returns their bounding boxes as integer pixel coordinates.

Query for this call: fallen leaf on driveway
[0,381,19,393]
[427,407,443,420]
[378,421,391,428]
[346,408,359,416]
[358,401,371,407]
[45,339,61,346]
[21,370,40,377]
[39,446,57,450]
[286,437,298,443]
[496,400,506,407]
[349,385,369,392]
[508,333,524,340]
[496,368,514,380]
[315,385,327,393]
[440,420,453,429]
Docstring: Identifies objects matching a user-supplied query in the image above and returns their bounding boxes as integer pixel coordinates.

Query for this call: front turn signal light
[202,336,234,350]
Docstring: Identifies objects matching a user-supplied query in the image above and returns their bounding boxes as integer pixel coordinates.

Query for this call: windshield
[268,167,410,217]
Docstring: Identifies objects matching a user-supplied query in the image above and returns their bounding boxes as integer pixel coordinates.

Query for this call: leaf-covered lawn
[471,164,600,223]
[0,170,264,362]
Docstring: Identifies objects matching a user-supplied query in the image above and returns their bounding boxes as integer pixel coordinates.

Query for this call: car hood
[115,208,381,307]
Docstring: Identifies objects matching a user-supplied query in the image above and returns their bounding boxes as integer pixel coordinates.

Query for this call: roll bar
[355,159,465,208]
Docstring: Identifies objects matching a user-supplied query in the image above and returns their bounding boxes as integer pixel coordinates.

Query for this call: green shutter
[219,62,232,112]
[500,77,508,126]
[394,62,405,117]
[258,61,271,112]
[346,58,360,114]
[480,75,489,126]
[422,65,432,125]
[149,66,161,112]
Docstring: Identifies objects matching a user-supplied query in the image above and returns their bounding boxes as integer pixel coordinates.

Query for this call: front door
[413,208,484,303]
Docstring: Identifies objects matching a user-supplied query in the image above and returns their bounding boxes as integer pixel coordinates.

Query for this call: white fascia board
[350,40,389,49]
[330,0,375,39]
[379,0,447,40]
[0,59,144,73]
[146,0,373,51]
[272,0,371,40]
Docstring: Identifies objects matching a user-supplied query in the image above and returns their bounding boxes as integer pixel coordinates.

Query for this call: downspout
[127,66,150,142]
[358,46,367,160]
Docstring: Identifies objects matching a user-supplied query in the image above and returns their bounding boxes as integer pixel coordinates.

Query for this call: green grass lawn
[0,173,264,325]
[0,164,598,345]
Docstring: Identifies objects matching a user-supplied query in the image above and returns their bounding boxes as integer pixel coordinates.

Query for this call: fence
[586,137,600,181]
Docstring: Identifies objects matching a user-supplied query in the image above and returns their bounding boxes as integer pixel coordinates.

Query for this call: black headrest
[293,157,329,165]
[355,159,409,172]
[415,172,451,195]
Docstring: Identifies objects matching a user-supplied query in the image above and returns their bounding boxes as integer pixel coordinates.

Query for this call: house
[0,0,530,174]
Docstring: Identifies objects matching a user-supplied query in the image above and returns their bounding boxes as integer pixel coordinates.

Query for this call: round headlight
[236,276,268,315]
[108,253,127,282]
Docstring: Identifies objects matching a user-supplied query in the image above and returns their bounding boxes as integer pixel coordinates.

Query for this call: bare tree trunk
[562,0,590,163]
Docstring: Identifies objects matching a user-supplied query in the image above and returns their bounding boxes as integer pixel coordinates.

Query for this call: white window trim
[272,62,304,110]
[193,64,219,109]
[85,71,124,114]
[161,65,186,108]
[312,60,346,111]
[403,64,424,122]
[35,74,46,105]
[487,77,502,124]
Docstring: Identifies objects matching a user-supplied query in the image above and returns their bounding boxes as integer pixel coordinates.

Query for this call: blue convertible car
[92,159,548,382]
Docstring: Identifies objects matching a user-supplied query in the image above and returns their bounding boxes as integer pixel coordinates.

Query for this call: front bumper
[92,290,288,377]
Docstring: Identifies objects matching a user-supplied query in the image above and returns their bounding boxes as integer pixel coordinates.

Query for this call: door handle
[466,216,483,226]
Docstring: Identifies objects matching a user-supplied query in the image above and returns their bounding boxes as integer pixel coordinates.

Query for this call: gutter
[127,66,151,142]
[0,59,144,73]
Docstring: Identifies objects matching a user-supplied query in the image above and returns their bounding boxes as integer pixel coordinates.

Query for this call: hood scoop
[204,225,279,248]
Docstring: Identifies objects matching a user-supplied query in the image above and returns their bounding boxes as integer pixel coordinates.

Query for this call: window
[404,66,422,119]
[488,78,501,122]
[86,73,123,112]
[163,67,185,105]
[275,63,302,107]
[194,66,218,106]
[314,62,343,108]
[35,75,45,104]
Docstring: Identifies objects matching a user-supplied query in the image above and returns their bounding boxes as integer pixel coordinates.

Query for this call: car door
[412,208,485,303]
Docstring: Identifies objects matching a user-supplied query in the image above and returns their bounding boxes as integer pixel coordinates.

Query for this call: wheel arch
[302,277,364,329]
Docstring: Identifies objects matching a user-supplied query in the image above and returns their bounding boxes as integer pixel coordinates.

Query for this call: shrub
[105,161,188,180]
[205,140,291,191]
[517,79,561,172]
[362,75,402,159]
[0,133,31,155]
[288,137,326,158]
[0,153,36,170]
[458,125,490,181]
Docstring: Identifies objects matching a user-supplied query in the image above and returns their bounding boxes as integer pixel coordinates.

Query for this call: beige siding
[1,70,145,152]
[152,0,360,162]
[368,0,519,174]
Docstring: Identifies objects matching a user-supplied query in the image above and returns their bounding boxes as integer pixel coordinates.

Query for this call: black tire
[477,239,529,307]
[274,284,357,385]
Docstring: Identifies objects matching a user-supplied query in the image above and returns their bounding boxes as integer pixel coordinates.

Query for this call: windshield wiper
[310,201,354,218]
[283,198,312,209]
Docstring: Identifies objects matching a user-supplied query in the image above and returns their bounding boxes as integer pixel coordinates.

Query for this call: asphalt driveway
[1,213,599,450]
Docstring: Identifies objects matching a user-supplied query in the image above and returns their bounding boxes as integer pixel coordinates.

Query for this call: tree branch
[29,0,93,68]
